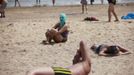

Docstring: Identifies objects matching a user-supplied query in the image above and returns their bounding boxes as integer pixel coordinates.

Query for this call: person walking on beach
[52,0,55,6]
[107,0,119,22]
[0,0,8,18]
[44,13,69,43]
[15,0,21,7]
[27,41,91,75]
[90,0,94,5]
[80,0,88,14]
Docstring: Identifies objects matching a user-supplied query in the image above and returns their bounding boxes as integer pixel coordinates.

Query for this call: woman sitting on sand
[91,44,131,56]
[0,0,8,18]
[45,13,69,43]
[27,41,91,75]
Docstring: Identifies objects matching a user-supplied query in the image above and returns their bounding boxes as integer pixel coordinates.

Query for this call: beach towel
[121,13,134,19]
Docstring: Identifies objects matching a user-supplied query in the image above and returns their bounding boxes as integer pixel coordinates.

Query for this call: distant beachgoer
[101,0,104,4]
[91,44,131,56]
[84,17,99,21]
[107,0,119,22]
[36,0,41,5]
[90,0,94,5]
[52,0,55,6]
[0,0,8,18]
[27,41,91,75]
[44,13,69,43]
[80,0,88,14]
[15,0,21,7]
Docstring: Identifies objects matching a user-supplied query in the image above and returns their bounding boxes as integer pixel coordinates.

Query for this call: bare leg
[70,41,91,75]
[28,67,54,75]
[36,0,38,4]
[15,0,17,7]
[52,0,55,6]
[82,5,84,14]
[117,46,128,52]
[49,29,63,43]
[0,12,2,18]
[101,0,103,4]
[108,4,112,22]
[85,5,88,14]
[45,29,53,43]
[17,0,21,7]
[73,50,81,64]
[111,5,119,21]
[0,9,4,18]
[1,10,5,18]
[39,0,41,5]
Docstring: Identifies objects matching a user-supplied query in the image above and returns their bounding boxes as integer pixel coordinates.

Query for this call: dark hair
[105,46,119,54]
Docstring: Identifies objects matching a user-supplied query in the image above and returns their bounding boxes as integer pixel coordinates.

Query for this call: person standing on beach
[101,0,103,4]
[0,0,8,18]
[27,41,91,75]
[36,0,41,5]
[15,0,21,7]
[107,0,119,22]
[90,0,94,5]
[52,0,55,6]
[80,0,88,14]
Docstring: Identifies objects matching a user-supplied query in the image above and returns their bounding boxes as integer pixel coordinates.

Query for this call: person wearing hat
[44,13,69,43]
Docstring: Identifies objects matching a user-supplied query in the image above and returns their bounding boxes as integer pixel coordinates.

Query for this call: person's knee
[50,29,57,34]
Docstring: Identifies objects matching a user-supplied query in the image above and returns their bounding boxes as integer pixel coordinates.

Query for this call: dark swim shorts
[52,67,71,75]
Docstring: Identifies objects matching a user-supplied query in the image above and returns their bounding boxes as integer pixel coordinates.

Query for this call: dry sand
[0,4,134,75]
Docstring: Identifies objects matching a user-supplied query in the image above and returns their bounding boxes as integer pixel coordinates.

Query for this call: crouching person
[45,13,69,43]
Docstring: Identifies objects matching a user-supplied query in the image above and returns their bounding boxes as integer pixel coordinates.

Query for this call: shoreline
[7,2,134,8]
[0,4,134,75]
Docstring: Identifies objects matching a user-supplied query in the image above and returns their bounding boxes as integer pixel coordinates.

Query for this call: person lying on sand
[91,44,131,56]
[27,41,91,75]
[44,13,69,44]
[84,17,99,21]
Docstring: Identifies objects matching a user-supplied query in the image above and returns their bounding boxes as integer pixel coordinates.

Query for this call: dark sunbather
[91,44,131,56]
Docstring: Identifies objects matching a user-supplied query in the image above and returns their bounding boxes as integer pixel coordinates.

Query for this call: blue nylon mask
[60,13,67,27]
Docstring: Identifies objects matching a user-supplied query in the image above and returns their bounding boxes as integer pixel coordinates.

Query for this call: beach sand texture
[0,4,134,75]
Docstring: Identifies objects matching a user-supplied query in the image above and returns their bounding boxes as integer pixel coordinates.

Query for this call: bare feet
[114,20,119,22]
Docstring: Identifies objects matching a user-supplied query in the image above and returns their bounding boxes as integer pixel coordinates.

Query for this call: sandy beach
[0,4,134,75]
